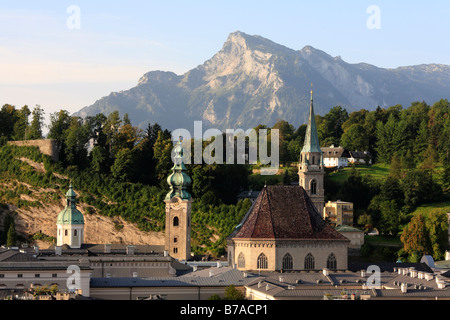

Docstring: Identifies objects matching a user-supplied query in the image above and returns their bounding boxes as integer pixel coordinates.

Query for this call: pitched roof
[232,186,349,241]
[321,147,350,159]
[349,151,371,159]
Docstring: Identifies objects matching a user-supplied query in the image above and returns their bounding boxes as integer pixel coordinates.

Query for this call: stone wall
[8,139,59,162]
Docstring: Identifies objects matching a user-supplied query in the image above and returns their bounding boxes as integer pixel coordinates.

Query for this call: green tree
[389,153,403,179]
[12,105,31,141]
[91,145,109,173]
[6,223,16,247]
[400,214,429,262]
[413,119,429,161]
[28,105,45,140]
[47,110,71,160]
[111,148,133,181]
[401,169,442,211]
[340,123,369,151]
[0,104,18,139]
[425,210,449,260]
[224,285,246,300]
[64,117,90,167]
[153,131,173,183]
[318,106,349,147]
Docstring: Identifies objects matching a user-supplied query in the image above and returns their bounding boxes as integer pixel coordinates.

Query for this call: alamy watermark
[367,5,381,30]
[66,265,81,292]
[66,5,81,30]
[171,121,279,175]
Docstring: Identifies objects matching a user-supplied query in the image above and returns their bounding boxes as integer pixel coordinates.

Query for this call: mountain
[74,31,450,132]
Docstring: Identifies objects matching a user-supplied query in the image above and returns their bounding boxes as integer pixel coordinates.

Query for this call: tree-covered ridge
[0,98,448,260]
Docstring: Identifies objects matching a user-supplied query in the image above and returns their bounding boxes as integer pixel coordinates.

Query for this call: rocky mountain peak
[137,70,180,86]
[74,32,450,133]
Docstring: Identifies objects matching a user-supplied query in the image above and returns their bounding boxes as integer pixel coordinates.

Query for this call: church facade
[227,186,349,272]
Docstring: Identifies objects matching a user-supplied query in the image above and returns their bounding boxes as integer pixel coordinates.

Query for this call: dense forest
[0,99,448,260]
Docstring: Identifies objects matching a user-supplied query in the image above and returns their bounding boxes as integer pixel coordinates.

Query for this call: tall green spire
[165,138,192,200]
[301,87,322,154]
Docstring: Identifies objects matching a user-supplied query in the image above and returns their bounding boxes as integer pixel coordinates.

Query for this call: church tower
[299,88,325,214]
[164,138,192,261]
[56,185,85,248]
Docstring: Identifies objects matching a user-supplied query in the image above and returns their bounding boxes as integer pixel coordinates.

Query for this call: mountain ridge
[74,31,450,132]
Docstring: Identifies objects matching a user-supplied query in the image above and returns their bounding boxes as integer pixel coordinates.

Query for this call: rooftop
[232,186,349,241]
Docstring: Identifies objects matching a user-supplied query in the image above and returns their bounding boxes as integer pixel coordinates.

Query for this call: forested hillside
[0,98,448,259]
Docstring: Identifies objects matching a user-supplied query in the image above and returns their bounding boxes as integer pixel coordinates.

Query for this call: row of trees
[266,99,449,167]
[0,104,45,142]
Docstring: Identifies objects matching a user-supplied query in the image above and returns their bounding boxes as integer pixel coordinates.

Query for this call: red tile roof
[233,186,349,241]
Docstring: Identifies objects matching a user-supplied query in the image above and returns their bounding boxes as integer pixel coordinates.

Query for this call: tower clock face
[172,197,182,209]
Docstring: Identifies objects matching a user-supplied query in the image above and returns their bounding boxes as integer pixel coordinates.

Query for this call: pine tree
[6,223,16,247]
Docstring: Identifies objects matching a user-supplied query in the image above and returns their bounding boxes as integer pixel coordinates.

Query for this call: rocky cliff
[74,31,450,132]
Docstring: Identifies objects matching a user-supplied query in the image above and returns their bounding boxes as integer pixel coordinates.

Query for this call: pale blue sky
[1,0,449,121]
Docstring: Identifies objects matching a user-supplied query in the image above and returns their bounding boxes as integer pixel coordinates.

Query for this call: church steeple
[299,85,325,214]
[56,184,85,248]
[164,137,192,261]
[301,86,322,154]
[165,137,192,201]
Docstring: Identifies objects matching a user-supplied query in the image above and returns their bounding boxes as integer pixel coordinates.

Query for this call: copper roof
[233,186,349,241]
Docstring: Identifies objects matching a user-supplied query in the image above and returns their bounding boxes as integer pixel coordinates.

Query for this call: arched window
[311,180,317,195]
[327,253,337,270]
[282,253,293,270]
[312,156,315,164]
[173,216,179,227]
[238,252,245,268]
[64,230,68,236]
[304,253,315,270]
[74,230,77,236]
[257,253,268,270]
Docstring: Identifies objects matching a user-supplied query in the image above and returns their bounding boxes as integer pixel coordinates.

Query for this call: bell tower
[164,138,192,261]
[56,184,85,248]
[299,87,325,214]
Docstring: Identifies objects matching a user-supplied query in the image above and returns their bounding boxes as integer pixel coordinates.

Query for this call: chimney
[34,246,39,256]
[361,270,366,278]
[55,246,62,256]
[216,261,221,268]
[437,281,446,290]
[104,244,111,253]
[266,284,270,291]
[418,272,424,279]
[323,268,329,276]
[258,281,263,288]
[193,265,198,272]
[401,283,408,293]
[209,270,214,277]
[279,276,284,283]
[425,273,434,281]
[126,245,135,255]
[410,270,417,278]
[163,250,168,257]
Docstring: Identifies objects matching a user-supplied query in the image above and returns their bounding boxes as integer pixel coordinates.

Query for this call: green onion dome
[57,184,84,225]
[165,139,192,200]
